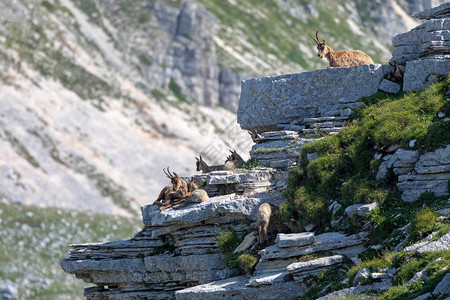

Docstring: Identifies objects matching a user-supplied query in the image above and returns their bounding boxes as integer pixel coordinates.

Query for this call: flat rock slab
[175,275,308,300]
[207,168,275,185]
[345,203,378,218]
[414,3,450,19]
[405,232,450,253]
[286,255,344,274]
[275,232,316,248]
[238,64,387,131]
[260,232,367,260]
[142,195,272,226]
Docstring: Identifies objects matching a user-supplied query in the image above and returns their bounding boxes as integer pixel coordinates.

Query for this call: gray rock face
[175,275,308,300]
[432,272,450,296]
[379,79,401,94]
[286,255,344,281]
[390,3,449,93]
[345,203,378,218]
[353,268,371,286]
[414,3,450,19]
[403,58,450,91]
[376,146,449,202]
[237,64,387,132]
[260,232,367,260]
[142,195,272,227]
[275,232,316,248]
[397,145,450,202]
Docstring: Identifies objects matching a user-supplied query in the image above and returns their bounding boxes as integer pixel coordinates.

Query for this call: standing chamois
[257,203,272,245]
[309,31,374,67]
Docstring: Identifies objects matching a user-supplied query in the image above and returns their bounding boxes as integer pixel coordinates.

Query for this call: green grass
[280,79,449,234]
[0,200,141,300]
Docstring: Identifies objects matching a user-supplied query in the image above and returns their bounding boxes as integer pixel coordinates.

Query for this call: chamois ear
[323,39,326,44]
[173,172,180,178]
[195,157,199,161]
[199,155,203,161]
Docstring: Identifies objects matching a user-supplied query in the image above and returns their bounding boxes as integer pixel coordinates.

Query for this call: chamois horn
[308,31,320,45]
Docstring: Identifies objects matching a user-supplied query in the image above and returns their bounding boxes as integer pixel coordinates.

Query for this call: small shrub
[216,228,240,254]
[409,207,438,242]
[237,254,258,274]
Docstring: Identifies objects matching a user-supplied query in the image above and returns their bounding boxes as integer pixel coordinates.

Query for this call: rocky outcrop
[238,64,389,132]
[390,3,450,91]
[61,169,286,299]
[376,145,450,202]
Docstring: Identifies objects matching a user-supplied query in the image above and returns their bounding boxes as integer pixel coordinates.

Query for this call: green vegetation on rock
[280,79,449,234]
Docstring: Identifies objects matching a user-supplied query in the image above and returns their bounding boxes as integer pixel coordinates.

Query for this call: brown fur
[154,167,189,210]
[257,203,272,245]
[388,61,405,82]
[309,31,374,67]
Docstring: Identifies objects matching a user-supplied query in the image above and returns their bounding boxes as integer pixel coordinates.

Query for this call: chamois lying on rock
[257,203,272,245]
[172,178,209,209]
[154,167,189,210]
[309,31,374,67]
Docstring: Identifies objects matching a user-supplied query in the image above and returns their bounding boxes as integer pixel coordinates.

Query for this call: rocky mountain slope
[0,0,446,216]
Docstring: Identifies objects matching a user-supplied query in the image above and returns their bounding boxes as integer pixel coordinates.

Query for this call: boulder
[275,232,316,248]
[379,79,401,94]
[238,64,386,131]
[345,203,378,218]
[432,273,450,296]
[403,59,450,92]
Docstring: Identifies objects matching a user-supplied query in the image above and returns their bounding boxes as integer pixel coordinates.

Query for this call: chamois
[225,150,245,170]
[173,178,209,209]
[248,129,261,142]
[256,203,272,245]
[154,167,188,210]
[195,155,226,173]
[309,31,374,67]
[388,61,405,82]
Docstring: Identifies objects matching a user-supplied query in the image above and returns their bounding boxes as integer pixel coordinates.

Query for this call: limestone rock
[0,280,18,300]
[175,275,308,300]
[414,3,450,20]
[275,232,316,248]
[353,268,371,286]
[260,232,367,260]
[403,59,450,92]
[432,273,450,296]
[379,79,401,94]
[345,203,378,218]
[405,232,450,252]
[234,232,257,254]
[142,195,271,226]
[286,255,344,281]
[238,64,386,132]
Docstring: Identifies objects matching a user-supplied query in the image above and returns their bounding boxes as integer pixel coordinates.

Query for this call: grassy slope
[0,199,142,299]
[282,79,449,299]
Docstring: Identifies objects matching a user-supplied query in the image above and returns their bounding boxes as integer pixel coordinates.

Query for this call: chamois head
[187,177,198,193]
[309,31,328,59]
[163,166,181,189]
[195,156,204,172]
